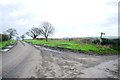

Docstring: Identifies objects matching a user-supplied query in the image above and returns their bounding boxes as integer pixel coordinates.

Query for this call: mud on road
[34,45,119,78]
[1,41,119,78]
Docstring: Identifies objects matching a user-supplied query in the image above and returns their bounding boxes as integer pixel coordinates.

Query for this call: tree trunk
[45,36,48,41]
[33,35,37,40]
[10,35,12,40]
[33,37,35,40]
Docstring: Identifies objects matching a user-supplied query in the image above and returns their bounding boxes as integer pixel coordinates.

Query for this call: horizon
[23,35,119,40]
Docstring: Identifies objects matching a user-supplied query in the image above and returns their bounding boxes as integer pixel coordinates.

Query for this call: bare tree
[39,21,55,41]
[21,35,25,40]
[5,28,17,39]
[26,27,40,39]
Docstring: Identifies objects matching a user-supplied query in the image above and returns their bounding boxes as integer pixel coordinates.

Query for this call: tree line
[1,21,55,42]
[0,28,18,42]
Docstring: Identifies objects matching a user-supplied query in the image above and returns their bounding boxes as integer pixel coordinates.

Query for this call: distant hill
[63,36,120,39]
[102,36,120,39]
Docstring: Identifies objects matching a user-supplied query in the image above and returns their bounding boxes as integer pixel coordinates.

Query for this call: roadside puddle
[1,49,10,52]
[34,45,67,54]
[1,45,14,52]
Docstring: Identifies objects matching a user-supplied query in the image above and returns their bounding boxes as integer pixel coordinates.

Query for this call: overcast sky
[0,0,119,38]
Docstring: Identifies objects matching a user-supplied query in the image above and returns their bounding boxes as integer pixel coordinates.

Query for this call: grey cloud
[0,3,24,14]
[102,14,117,27]
[105,1,118,6]
[0,3,37,36]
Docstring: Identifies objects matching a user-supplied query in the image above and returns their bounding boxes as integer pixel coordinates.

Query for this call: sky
[0,0,119,38]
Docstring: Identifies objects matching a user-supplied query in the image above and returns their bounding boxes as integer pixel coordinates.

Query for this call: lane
[1,41,119,78]
[2,41,41,78]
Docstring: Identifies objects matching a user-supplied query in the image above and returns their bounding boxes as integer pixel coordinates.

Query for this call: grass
[0,40,16,49]
[24,40,118,54]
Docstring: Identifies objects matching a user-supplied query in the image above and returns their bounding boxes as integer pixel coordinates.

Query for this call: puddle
[79,58,96,60]
[1,49,9,52]
[7,46,13,48]
[34,45,89,58]
[79,57,94,60]
[40,46,65,54]
[34,45,40,48]
[34,45,86,58]
[34,45,68,54]
[1,45,13,52]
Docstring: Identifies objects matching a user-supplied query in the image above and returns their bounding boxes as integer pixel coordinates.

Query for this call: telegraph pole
[100,32,105,42]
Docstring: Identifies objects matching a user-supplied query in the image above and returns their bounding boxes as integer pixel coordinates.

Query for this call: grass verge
[24,40,119,54]
[0,40,16,49]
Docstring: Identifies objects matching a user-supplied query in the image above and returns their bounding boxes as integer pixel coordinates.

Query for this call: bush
[108,39,120,50]
[69,38,73,41]
[101,38,109,45]
[81,39,93,44]
[92,39,100,44]
[100,38,120,50]
[0,34,10,42]
[2,34,10,41]
[92,38,120,50]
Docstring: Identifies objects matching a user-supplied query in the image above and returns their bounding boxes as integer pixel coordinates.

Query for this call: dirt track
[0,41,119,78]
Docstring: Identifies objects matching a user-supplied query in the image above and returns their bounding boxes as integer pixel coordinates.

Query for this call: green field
[24,40,118,54]
[0,40,16,49]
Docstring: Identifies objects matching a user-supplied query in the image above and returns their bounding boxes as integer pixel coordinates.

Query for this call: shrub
[101,38,109,45]
[99,38,120,50]
[81,39,93,44]
[0,34,10,42]
[92,39,100,44]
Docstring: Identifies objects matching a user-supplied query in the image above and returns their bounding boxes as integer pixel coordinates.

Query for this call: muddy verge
[25,42,118,56]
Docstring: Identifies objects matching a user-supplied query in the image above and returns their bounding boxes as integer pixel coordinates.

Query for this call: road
[0,41,119,78]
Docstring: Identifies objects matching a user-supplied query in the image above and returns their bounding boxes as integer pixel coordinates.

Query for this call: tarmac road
[0,41,119,78]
